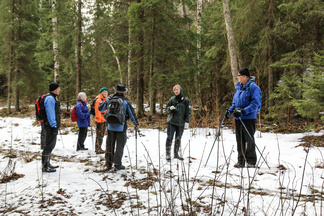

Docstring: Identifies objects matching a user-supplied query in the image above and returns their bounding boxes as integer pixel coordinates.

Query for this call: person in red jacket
[94,88,109,154]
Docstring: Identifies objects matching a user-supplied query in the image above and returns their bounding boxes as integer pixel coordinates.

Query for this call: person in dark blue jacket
[76,92,91,151]
[225,68,261,168]
[43,82,61,172]
[100,84,139,171]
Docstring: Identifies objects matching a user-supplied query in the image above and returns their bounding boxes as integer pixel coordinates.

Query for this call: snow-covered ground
[0,116,323,215]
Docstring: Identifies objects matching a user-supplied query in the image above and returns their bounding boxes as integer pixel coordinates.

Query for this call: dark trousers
[166,123,184,147]
[235,119,257,165]
[77,127,88,150]
[42,125,58,166]
[95,122,107,151]
[40,122,46,149]
[105,130,127,168]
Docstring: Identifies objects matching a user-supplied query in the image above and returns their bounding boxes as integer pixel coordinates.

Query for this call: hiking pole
[135,127,138,169]
[90,126,94,152]
[204,115,226,167]
[238,117,270,170]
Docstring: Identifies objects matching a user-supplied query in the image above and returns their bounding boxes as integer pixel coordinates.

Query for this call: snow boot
[166,146,171,161]
[174,141,184,160]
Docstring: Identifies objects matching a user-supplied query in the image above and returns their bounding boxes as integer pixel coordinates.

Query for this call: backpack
[71,102,83,122]
[104,97,125,125]
[247,82,262,111]
[35,94,48,122]
[90,98,97,116]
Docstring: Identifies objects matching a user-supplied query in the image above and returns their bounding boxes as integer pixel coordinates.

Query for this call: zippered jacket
[76,100,90,127]
[166,86,191,126]
[44,93,61,128]
[94,93,107,123]
[229,79,261,120]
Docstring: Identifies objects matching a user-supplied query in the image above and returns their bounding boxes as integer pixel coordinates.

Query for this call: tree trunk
[15,0,21,112]
[196,0,202,109]
[107,40,123,83]
[7,0,14,114]
[127,22,132,95]
[76,0,82,95]
[266,0,274,111]
[52,0,59,83]
[136,0,144,118]
[222,0,239,85]
[149,13,156,119]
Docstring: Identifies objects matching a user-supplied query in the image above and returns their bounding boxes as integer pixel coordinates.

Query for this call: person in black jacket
[165,84,191,161]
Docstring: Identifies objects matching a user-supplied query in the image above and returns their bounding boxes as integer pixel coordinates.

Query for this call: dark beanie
[49,82,60,91]
[239,68,250,77]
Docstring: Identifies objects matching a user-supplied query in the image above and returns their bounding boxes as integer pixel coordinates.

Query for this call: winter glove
[170,106,176,110]
[184,122,189,129]
[233,109,246,118]
[98,102,105,111]
[224,109,231,119]
[52,126,58,135]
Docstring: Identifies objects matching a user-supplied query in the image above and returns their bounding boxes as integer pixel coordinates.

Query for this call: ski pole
[90,126,94,152]
[205,115,226,167]
[135,127,138,169]
[238,117,270,170]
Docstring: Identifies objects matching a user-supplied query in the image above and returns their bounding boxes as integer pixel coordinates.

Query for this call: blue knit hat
[100,87,109,93]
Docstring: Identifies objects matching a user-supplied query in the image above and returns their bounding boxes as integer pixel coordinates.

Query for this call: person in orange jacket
[94,87,109,154]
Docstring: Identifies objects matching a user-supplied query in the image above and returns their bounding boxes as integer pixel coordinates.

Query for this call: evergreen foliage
[0,0,323,124]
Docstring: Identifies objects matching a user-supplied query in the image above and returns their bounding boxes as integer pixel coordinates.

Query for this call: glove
[233,109,246,118]
[225,109,231,119]
[98,102,104,111]
[170,106,176,110]
[184,122,189,129]
[52,126,58,135]
[135,124,139,132]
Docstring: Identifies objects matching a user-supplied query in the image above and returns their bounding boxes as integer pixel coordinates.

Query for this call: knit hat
[100,87,109,93]
[49,82,60,91]
[239,68,250,77]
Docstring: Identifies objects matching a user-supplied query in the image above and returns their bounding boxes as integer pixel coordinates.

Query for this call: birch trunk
[107,40,123,83]
[52,0,59,82]
[222,0,239,85]
[196,0,202,109]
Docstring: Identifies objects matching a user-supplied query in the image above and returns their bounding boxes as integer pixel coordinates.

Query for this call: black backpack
[90,98,97,116]
[35,94,48,122]
[104,97,125,125]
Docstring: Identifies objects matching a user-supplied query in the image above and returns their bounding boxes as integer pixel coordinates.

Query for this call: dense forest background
[0,0,323,127]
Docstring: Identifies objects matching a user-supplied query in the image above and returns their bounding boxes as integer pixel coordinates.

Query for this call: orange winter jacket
[94,93,107,123]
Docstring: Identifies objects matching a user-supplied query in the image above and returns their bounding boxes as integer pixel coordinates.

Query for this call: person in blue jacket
[76,92,91,151]
[43,82,61,172]
[99,84,139,171]
[225,68,261,168]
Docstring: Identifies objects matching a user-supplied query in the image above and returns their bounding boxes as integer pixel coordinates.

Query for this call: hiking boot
[247,164,256,168]
[166,146,171,161]
[42,165,56,173]
[114,165,125,170]
[48,163,59,169]
[77,147,88,151]
[234,162,244,168]
[174,155,184,160]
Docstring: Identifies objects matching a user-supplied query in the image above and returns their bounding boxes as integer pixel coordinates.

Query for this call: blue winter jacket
[45,95,57,127]
[229,79,261,120]
[100,96,138,132]
[76,100,90,128]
